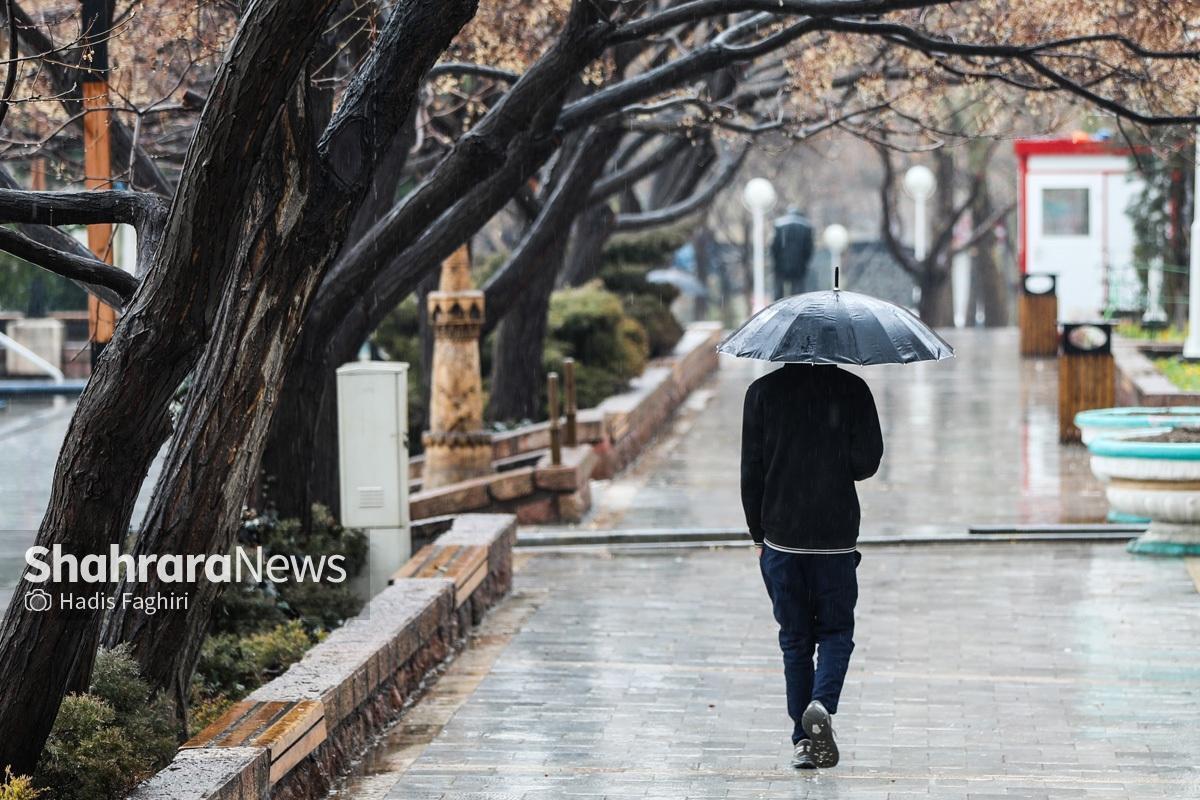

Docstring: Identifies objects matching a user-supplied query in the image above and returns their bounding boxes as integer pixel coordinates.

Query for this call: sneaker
[801,700,839,768]
[790,739,816,769]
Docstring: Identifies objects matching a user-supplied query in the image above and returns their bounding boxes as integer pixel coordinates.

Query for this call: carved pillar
[421,245,493,489]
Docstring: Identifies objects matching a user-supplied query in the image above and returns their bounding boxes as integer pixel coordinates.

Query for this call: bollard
[1019,273,1058,357]
[1058,322,1114,443]
[547,371,562,466]
[563,358,578,447]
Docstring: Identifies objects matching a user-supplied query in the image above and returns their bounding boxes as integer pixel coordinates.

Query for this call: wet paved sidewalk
[343,544,1200,799]
[585,328,1107,537]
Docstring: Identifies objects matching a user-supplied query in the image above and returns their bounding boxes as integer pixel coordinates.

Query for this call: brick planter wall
[128,515,516,800]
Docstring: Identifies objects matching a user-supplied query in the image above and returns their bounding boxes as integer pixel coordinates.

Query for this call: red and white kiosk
[1015,135,1143,322]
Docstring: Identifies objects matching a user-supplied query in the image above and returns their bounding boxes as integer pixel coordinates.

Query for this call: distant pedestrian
[770,208,815,298]
[741,363,883,769]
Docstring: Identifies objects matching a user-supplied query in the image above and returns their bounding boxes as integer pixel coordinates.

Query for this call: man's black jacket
[740,364,883,553]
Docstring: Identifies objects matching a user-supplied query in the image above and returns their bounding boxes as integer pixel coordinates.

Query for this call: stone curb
[128,513,516,800]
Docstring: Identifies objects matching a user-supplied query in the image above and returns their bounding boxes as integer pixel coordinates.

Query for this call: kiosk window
[1042,188,1089,236]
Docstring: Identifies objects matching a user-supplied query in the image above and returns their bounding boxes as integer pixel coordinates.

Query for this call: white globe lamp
[742,178,777,313]
[903,164,936,262]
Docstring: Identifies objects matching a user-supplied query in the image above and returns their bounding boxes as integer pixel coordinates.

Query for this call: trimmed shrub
[35,646,176,800]
[193,621,313,714]
[545,282,648,409]
[211,505,367,637]
[621,293,683,358]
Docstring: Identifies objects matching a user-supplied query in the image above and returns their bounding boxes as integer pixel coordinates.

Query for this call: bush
[545,282,649,409]
[35,646,176,800]
[601,223,694,267]
[597,228,687,359]
[193,621,313,710]
[621,293,683,358]
[371,296,429,451]
[0,769,41,800]
[211,505,367,637]
[193,505,363,734]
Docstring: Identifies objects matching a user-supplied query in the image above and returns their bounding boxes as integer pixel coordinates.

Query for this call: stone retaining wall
[128,514,516,800]
[406,321,723,524]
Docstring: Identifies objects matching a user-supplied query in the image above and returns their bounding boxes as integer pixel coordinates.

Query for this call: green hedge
[545,281,648,410]
[33,646,176,800]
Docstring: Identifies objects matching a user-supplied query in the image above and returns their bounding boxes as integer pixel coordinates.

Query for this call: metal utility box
[336,362,410,597]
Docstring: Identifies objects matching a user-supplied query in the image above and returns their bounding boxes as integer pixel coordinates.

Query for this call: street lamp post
[742,177,777,314]
[823,224,849,289]
[1184,133,1200,358]
[903,165,936,261]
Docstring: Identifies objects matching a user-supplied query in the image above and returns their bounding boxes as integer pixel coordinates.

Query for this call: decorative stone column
[421,245,493,490]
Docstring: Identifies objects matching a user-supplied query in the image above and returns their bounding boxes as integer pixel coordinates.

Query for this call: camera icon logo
[25,588,52,613]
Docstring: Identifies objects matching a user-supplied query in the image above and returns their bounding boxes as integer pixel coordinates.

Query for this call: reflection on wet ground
[0,397,77,605]
[0,396,162,607]
[584,328,1107,536]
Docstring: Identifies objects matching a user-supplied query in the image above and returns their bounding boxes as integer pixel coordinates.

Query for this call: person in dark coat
[770,208,815,298]
[741,363,883,769]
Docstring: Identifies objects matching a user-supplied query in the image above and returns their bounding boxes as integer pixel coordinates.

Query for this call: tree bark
[561,203,616,287]
[96,0,477,733]
[0,0,346,773]
[972,172,1008,327]
[488,253,562,422]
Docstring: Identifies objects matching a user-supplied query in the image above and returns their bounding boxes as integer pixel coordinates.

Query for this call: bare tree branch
[0,226,137,299]
[615,141,748,231]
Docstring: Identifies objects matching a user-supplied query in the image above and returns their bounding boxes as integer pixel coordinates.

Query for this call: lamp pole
[904,165,936,262]
[1185,131,1200,358]
[742,178,777,314]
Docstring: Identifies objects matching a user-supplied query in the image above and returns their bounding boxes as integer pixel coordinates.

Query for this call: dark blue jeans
[759,547,860,744]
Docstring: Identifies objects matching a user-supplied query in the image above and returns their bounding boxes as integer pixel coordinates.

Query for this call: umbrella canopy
[718,289,954,365]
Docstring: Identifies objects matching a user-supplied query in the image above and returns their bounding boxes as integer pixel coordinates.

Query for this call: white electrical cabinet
[336,362,410,598]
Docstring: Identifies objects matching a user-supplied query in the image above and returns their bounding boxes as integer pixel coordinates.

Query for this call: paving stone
[369,544,1200,799]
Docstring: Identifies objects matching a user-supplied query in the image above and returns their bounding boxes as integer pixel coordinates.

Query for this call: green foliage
[1155,356,1200,391]
[371,295,429,450]
[545,282,648,409]
[0,768,41,800]
[35,646,176,800]
[212,505,367,637]
[191,505,363,734]
[601,223,694,268]
[593,226,689,358]
[1114,321,1185,342]
[619,292,683,358]
[194,621,313,707]
[0,251,87,313]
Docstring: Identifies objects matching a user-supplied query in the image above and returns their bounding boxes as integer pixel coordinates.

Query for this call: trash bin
[1019,273,1058,357]
[1058,321,1114,443]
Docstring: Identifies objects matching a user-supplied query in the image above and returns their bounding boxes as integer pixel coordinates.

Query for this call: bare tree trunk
[98,0,476,733]
[488,255,561,422]
[973,176,1008,327]
[919,149,958,327]
[918,271,955,327]
[561,203,615,286]
[0,0,350,771]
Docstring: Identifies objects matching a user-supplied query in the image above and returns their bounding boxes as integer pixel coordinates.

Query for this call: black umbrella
[718,280,953,365]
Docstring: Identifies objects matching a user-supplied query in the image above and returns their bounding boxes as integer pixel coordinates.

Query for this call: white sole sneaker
[801,701,839,768]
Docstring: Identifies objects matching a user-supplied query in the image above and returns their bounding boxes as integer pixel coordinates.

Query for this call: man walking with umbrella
[726,275,953,769]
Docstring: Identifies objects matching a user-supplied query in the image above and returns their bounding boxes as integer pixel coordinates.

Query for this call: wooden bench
[182,699,326,785]
[392,544,488,608]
